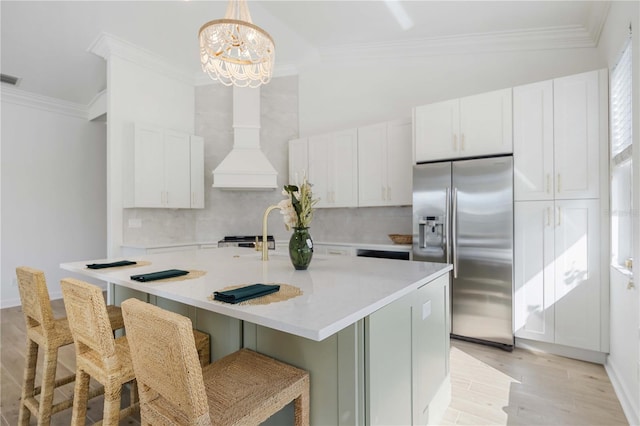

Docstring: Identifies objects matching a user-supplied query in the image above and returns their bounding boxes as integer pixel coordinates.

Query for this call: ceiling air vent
[1,73,20,86]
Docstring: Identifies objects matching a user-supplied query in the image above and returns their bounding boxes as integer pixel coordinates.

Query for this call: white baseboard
[606,358,640,426]
[515,337,607,364]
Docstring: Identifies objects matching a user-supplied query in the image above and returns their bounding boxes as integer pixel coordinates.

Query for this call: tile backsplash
[123,75,412,247]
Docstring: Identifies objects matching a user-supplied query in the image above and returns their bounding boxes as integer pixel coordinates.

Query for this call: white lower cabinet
[514,199,602,351]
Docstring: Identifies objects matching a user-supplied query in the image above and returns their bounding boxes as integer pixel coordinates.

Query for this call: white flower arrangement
[278,176,318,230]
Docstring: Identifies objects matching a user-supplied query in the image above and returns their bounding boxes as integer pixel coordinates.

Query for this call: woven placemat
[148,270,207,283]
[208,283,303,306]
[85,260,152,270]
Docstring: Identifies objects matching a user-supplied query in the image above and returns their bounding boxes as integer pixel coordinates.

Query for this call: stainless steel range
[217,235,275,250]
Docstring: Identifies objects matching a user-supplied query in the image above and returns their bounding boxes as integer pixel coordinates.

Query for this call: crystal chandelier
[199,0,275,88]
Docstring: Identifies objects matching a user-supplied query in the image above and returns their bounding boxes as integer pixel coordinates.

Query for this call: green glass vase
[289,227,313,270]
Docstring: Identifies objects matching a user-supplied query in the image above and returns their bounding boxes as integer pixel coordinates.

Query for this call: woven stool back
[121,298,210,424]
[16,266,56,335]
[60,278,116,362]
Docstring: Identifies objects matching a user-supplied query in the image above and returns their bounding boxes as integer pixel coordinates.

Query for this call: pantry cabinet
[358,119,412,207]
[514,71,601,201]
[124,123,204,209]
[308,129,358,208]
[414,88,512,162]
[514,199,603,352]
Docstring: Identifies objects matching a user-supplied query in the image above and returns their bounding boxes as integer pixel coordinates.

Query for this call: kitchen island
[61,247,452,425]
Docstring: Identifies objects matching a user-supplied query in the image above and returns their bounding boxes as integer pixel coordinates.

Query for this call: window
[610,35,633,269]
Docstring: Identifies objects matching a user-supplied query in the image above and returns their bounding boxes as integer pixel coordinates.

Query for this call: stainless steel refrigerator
[413,156,514,350]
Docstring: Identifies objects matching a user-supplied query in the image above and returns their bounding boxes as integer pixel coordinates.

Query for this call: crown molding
[1,86,87,119]
[319,20,610,63]
[88,32,195,86]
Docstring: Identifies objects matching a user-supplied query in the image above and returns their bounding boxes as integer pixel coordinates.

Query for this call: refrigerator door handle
[445,187,451,264]
[452,187,458,278]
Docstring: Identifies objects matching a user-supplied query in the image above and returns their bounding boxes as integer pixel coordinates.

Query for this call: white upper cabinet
[124,123,203,209]
[513,80,555,201]
[414,88,512,163]
[190,135,205,209]
[308,129,358,208]
[553,70,601,200]
[358,119,412,207]
[514,70,602,201]
[414,99,459,162]
[288,137,309,184]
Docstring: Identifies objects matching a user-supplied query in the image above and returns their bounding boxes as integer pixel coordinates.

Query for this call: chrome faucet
[262,205,281,261]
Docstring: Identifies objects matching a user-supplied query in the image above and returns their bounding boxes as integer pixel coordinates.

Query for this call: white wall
[597,2,640,425]
[0,93,107,307]
[105,51,195,256]
[600,2,640,424]
[299,48,604,136]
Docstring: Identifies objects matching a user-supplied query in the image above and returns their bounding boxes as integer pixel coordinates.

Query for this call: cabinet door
[134,124,165,207]
[366,292,413,426]
[553,199,600,351]
[358,123,387,207]
[288,138,308,184]
[412,275,448,425]
[190,135,205,209]
[386,119,413,206]
[514,201,555,343]
[553,71,600,199]
[460,88,513,158]
[308,134,331,208]
[164,130,191,208]
[513,81,554,201]
[329,129,358,208]
[414,99,459,162]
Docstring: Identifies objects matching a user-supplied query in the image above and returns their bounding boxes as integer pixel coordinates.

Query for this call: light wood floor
[1,299,629,425]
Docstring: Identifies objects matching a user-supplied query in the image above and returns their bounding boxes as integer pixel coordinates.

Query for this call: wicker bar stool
[60,278,139,425]
[121,298,310,426]
[15,266,125,426]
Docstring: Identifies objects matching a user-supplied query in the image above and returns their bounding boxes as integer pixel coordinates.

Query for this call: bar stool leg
[102,381,122,425]
[18,338,38,426]
[36,347,60,426]
[293,382,310,426]
[70,370,90,426]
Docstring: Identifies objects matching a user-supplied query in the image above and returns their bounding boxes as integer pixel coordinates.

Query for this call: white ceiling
[0,1,610,106]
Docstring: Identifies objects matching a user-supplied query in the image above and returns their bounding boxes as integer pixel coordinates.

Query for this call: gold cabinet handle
[557,173,561,194]
[557,207,561,226]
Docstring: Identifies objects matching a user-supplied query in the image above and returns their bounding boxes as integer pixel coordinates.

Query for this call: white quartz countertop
[121,240,412,252]
[61,247,449,341]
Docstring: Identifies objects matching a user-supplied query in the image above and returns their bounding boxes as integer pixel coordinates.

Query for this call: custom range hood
[212,86,278,190]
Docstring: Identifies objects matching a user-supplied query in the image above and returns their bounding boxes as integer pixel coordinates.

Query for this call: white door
[553,199,601,351]
[358,123,387,207]
[459,88,513,158]
[134,124,165,207]
[414,99,459,162]
[553,71,600,200]
[513,80,554,201]
[164,130,191,208]
[386,119,413,206]
[514,201,555,343]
